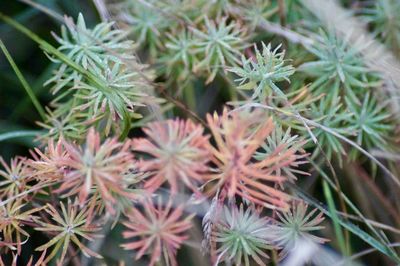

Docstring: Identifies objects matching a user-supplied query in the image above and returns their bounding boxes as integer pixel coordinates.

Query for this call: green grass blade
[293,185,400,263]
[311,161,386,242]
[323,179,349,256]
[10,63,56,120]
[0,39,46,121]
[0,130,41,142]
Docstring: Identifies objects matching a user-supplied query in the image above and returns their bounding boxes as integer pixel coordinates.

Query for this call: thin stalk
[11,63,56,120]
[278,0,286,27]
[293,184,400,263]
[311,161,390,246]
[184,84,197,111]
[323,179,349,256]
[0,39,46,120]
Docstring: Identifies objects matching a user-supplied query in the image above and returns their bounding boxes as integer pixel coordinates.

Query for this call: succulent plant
[211,204,274,266]
[132,119,210,194]
[122,198,194,266]
[192,17,247,83]
[346,93,393,159]
[271,200,327,257]
[299,30,379,104]
[363,0,400,55]
[229,42,295,101]
[48,13,135,90]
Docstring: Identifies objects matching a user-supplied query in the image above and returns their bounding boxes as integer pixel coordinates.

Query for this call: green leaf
[322,179,349,256]
[293,184,400,263]
[0,130,41,142]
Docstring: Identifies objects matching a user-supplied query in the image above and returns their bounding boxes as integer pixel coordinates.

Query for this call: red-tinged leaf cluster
[121,198,194,266]
[57,128,134,206]
[205,108,296,210]
[0,200,42,254]
[132,119,211,194]
[0,157,32,198]
[0,111,316,265]
[29,128,138,215]
[29,138,68,182]
[131,109,306,211]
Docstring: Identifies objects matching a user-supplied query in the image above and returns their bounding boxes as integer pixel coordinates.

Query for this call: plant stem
[278,0,286,27]
[0,39,46,121]
[323,179,349,256]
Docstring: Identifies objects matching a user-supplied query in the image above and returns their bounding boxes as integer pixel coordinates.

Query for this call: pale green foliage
[307,97,353,166]
[34,202,102,264]
[271,201,326,256]
[192,17,247,83]
[116,1,171,58]
[212,204,274,266]
[299,30,378,104]
[346,93,393,157]
[229,42,295,101]
[42,13,154,139]
[75,63,149,120]
[48,13,135,91]
[363,0,400,54]
[237,0,278,30]
[254,126,308,183]
[37,109,86,141]
[201,0,232,17]
[161,30,198,82]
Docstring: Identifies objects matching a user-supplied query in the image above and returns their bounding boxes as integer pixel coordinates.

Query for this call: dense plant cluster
[1,0,400,265]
